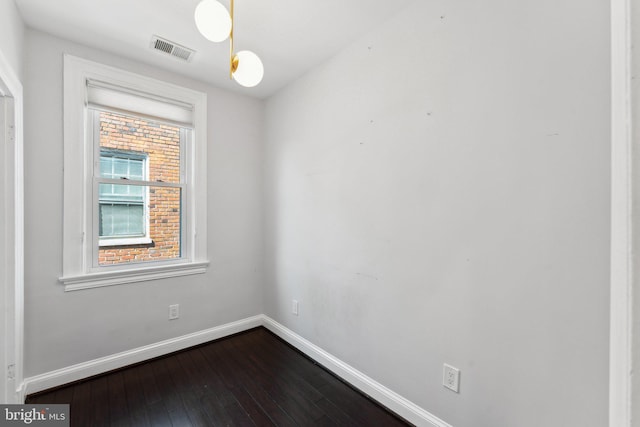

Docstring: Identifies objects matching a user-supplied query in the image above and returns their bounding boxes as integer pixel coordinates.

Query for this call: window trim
[61,261,210,292]
[60,55,208,290]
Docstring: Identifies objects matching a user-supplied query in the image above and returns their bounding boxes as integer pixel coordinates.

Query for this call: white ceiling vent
[150,36,196,62]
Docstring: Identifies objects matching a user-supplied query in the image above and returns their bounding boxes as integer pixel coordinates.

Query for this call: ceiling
[15,0,413,99]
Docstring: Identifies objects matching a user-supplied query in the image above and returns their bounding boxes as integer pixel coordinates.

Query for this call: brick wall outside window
[98,111,181,265]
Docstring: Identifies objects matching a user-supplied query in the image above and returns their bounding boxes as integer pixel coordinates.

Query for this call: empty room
[0,0,637,426]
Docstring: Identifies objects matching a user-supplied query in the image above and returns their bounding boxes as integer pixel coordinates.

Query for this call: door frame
[0,49,24,404]
[610,0,636,425]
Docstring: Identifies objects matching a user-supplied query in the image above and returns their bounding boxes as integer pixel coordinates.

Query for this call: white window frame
[59,55,208,291]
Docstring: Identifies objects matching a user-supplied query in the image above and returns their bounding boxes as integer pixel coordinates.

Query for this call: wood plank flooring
[26,327,413,426]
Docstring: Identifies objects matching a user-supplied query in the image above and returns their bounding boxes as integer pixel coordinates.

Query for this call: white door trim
[610,0,634,425]
[0,49,24,404]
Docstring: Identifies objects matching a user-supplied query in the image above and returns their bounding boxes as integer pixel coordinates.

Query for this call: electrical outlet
[169,304,179,320]
[7,364,15,380]
[292,300,299,316]
[443,364,460,393]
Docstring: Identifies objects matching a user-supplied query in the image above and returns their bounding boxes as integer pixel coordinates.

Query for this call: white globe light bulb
[232,50,264,87]
[194,0,231,43]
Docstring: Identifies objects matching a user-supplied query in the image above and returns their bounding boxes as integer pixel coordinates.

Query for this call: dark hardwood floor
[27,327,413,426]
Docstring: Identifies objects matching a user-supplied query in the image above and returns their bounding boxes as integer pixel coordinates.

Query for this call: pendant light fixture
[194,0,264,88]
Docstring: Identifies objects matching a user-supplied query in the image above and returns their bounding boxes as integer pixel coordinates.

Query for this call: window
[60,55,208,290]
[98,150,148,245]
[92,110,185,266]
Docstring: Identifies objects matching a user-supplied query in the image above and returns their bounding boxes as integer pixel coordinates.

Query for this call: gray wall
[0,0,24,80]
[23,29,265,377]
[263,1,610,426]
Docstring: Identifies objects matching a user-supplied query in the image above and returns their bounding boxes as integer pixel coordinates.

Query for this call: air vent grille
[171,46,193,61]
[150,36,196,62]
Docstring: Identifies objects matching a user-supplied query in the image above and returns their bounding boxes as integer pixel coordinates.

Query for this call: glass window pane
[113,184,128,196]
[100,203,144,237]
[129,185,144,198]
[113,158,128,177]
[99,183,144,203]
[129,161,143,179]
[98,184,111,198]
[98,185,182,266]
[100,158,111,177]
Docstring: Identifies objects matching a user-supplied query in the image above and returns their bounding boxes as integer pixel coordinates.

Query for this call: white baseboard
[261,316,452,427]
[21,314,451,427]
[22,315,263,396]
[17,383,26,404]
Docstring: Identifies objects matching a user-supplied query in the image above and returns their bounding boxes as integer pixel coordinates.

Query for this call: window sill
[59,261,209,291]
[99,237,153,247]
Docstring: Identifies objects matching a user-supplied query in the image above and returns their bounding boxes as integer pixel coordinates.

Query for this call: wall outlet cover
[169,304,179,320]
[443,363,460,393]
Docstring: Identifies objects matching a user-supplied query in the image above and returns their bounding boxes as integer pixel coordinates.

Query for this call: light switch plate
[292,300,299,316]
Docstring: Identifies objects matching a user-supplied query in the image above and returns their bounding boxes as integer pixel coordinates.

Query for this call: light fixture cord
[229,0,234,79]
